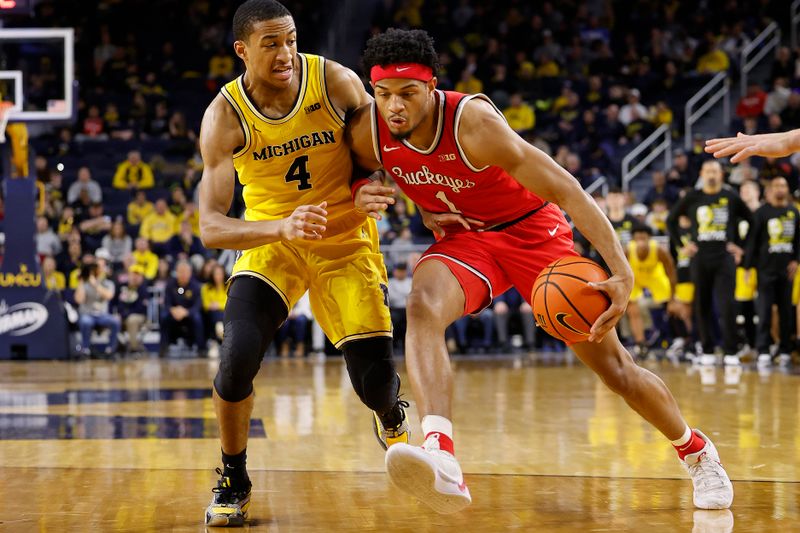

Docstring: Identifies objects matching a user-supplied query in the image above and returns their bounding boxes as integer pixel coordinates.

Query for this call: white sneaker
[385,433,471,514]
[722,355,740,366]
[666,338,685,359]
[692,509,734,533]
[681,430,734,509]
[777,353,792,367]
[757,353,772,367]
[698,354,717,366]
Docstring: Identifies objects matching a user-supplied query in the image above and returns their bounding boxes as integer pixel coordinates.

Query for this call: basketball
[532,257,611,344]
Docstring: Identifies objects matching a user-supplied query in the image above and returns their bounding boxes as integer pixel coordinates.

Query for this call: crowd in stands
[5,0,800,360]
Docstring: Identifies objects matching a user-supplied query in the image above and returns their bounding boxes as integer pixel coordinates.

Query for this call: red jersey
[372,90,547,229]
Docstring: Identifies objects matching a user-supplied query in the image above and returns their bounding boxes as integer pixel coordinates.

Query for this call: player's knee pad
[341,337,399,414]
[213,276,288,403]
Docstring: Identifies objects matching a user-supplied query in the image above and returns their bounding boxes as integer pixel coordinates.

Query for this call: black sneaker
[373,399,410,450]
[204,467,252,526]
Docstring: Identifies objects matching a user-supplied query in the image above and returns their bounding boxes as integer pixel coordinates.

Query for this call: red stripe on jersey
[373,90,546,228]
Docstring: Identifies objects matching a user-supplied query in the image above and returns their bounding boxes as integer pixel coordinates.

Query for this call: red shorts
[415,203,578,315]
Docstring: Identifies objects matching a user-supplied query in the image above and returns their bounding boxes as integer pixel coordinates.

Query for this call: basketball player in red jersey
[346,29,733,514]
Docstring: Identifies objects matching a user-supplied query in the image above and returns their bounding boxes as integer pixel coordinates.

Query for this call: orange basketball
[531,257,611,344]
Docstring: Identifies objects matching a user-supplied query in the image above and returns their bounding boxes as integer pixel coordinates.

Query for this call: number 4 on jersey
[285,155,312,191]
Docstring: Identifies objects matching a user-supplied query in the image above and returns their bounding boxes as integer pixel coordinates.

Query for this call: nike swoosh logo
[548,224,560,236]
[555,312,586,336]
[383,145,400,152]
[396,67,411,72]
[458,480,468,492]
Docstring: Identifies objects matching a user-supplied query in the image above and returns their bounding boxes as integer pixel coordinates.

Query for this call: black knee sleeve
[213,276,288,402]
[341,337,399,415]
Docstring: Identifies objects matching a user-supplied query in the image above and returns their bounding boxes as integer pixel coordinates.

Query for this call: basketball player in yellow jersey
[198,1,407,526]
[625,225,677,358]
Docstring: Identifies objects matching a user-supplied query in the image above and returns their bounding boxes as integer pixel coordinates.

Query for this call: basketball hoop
[0,101,12,143]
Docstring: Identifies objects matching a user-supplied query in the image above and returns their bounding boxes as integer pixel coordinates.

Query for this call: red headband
[370,63,433,84]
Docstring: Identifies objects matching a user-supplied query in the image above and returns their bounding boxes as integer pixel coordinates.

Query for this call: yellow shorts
[793,273,800,306]
[230,217,392,348]
[630,274,671,304]
[675,282,694,304]
[735,267,757,302]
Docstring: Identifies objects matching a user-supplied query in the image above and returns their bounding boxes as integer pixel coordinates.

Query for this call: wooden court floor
[0,354,798,532]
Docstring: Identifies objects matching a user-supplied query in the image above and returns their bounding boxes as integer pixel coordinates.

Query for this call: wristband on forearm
[351,178,373,200]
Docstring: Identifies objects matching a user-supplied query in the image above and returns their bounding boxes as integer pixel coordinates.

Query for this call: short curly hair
[233,0,292,42]
[362,28,439,75]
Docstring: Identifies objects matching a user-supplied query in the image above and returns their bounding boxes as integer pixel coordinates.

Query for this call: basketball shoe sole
[385,443,471,514]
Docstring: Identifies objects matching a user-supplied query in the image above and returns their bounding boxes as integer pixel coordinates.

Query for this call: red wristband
[351,178,372,200]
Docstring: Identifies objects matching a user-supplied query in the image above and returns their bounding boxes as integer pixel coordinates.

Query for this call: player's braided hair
[233,0,291,41]
[362,28,439,75]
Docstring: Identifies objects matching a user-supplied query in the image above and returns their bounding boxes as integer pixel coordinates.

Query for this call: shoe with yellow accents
[204,467,252,527]
[374,399,410,450]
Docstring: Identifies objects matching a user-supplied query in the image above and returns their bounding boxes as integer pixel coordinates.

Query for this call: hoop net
[0,101,12,144]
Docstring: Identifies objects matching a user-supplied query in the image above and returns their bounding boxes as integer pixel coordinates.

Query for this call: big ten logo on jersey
[438,153,457,162]
[304,102,321,114]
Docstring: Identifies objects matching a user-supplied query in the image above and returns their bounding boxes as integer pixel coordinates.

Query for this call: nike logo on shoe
[384,145,400,152]
[458,480,468,492]
[548,224,560,236]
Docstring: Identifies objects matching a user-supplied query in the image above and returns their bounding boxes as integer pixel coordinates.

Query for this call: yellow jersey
[628,240,667,281]
[202,283,228,311]
[220,53,363,235]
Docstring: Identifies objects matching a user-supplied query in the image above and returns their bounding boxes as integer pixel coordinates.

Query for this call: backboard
[0,28,74,122]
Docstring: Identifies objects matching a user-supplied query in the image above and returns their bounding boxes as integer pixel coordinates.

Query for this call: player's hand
[666,299,681,317]
[705,131,800,163]
[726,242,743,265]
[788,260,798,280]
[421,210,485,237]
[355,182,395,220]
[681,241,698,258]
[587,273,633,343]
[280,202,328,241]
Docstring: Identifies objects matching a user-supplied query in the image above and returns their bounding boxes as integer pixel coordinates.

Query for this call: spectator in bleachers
[35,216,61,258]
[42,255,65,292]
[127,190,154,227]
[619,88,649,127]
[388,262,412,352]
[80,104,106,140]
[781,92,800,130]
[451,307,494,354]
[493,288,535,352]
[728,159,757,187]
[159,260,204,356]
[146,101,170,138]
[208,47,235,88]
[58,239,81,287]
[771,46,795,83]
[102,218,132,270]
[643,170,679,208]
[116,264,149,355]
[74,252,119,357]
[503,93,535,133]
[765,77,791,116]
[168,187,187,217]
[696,36,730,74]
[667,149,693,188]
[176,201,201,236]
[168,220,205,266]
[606,187,637,247]
[201,264,227,346]
[651,101,673,128]
[78,201,112,252]
[277,292,311,358]
[455,69,483,95]
[132,237,159,280]
[66,166,102,205]
[745,176,799,366]
[140,199,176,256]
[112,150,155,190]
[736,82,768,119]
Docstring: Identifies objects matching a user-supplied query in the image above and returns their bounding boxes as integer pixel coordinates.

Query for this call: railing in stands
[584,176,608,197]
[684,72,730,151]
[621,124,672,193]
[741,21,782,97]
[793,0,800,50]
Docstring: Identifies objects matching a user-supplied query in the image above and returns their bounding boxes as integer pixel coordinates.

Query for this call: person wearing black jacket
[116,264,150,354]
[160,260,204,356]
[744,176,800,366]
[666,160,753,365]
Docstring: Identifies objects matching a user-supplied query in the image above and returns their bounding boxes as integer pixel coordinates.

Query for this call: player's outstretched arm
[198,95,327,249]
[458,98,633,342]
[705,129,800,163]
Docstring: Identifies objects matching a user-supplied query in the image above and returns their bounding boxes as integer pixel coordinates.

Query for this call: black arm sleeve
[743,207,763,270]
[666,192,690,250]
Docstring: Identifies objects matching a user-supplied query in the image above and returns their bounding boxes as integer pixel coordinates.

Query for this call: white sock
[421,415,453,440]
[670,425,692,447]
